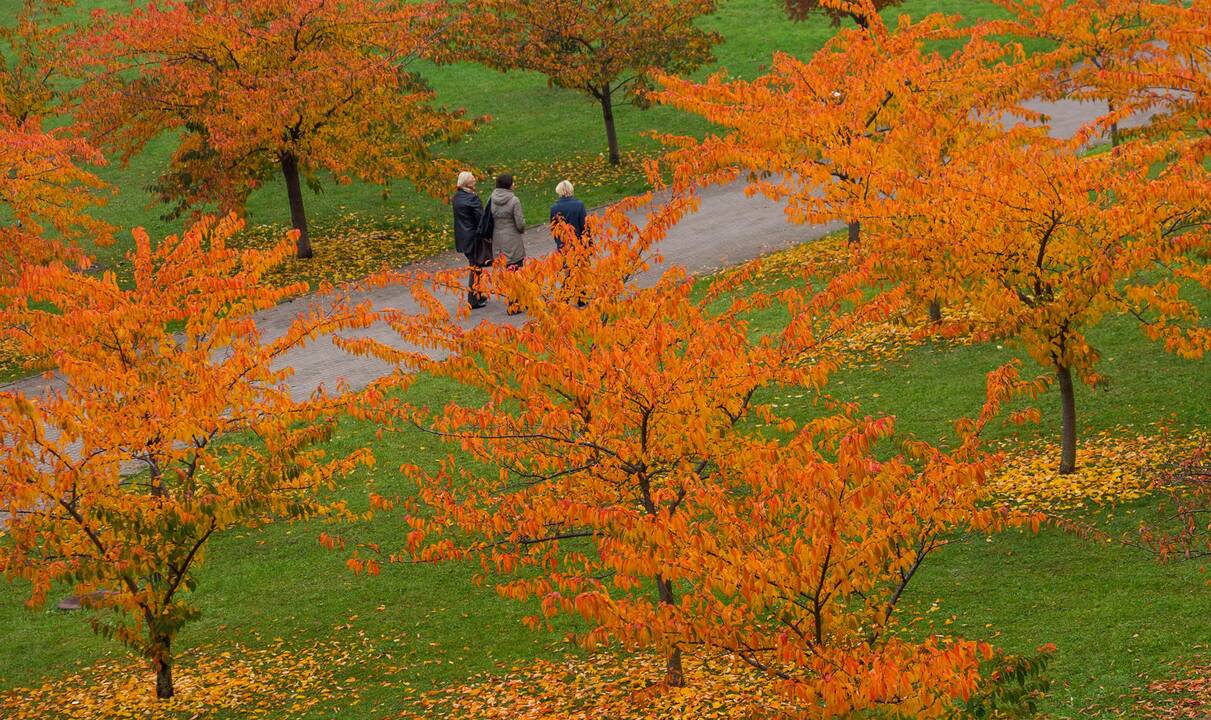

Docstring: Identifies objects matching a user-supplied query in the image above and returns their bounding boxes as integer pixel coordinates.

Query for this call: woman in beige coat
[489,173,526,268]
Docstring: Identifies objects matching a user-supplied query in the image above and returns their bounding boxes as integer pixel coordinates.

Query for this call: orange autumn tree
[1,0,75,123]
[651,365,1043,717]
[0,215,374,699]
[782,0,901,27]
[352,196,863,688]
[73,0,476,258]
[456,0,720,165]
[1130,1,1211,154]
[656,12,1028,248]
[995,0,1153,146]
[349,199,1045,714]
[873,129,1211,474]
[0,0,110,284]
[0,114,110,285]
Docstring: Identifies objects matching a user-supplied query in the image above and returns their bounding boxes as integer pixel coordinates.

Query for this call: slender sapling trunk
[154,635,174,699]
[280,151,313,259]
[928,299,942,323]
[1057,364,1078,474]
[599,85,621,167]
[656,575,685,687]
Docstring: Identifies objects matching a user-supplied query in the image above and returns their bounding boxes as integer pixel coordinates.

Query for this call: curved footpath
[1,97,1149,403]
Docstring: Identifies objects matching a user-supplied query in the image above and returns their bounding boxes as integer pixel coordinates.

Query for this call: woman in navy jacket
[549,180,587,251]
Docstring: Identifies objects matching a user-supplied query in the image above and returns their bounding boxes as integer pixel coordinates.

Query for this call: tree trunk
[599,86,621,167]
[847,219,861,246]
[154,637,174,699]
[655,575,685,687]
[928,299,942,323]
[1057,365,1077,475]
[280,151,313,259]
[1108,100,1120,148]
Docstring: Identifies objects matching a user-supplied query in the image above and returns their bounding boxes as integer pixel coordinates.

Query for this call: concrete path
[1,97,1147,402]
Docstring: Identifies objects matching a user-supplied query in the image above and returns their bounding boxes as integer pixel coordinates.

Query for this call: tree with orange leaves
[874,129,1211,474]
[0,215,375,698]
[660,6,1209,473]
[455,0,720,165]
[350,195,861,687]
[73,0,476,259]
[0,0,110,285]
[349,195,1044,714]
[1,0,75,123]
[995,0,1152,146]
[651,364,1042,717]
[656,12,1028,249]
[1129,2,1211,155]
[0,114,111,285]
[782,0,900,28]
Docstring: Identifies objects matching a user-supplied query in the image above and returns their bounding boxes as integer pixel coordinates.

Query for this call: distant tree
[74,0,476,259]
[996,0,1152,146]
[1134,2,1211,156]
[0,0,110,284]
[0,0,74,122]
[0,215,374,698]
[0,114,110,284]
[458,0,721,165]
[656,13,1025,249]
[782,0,902,28]
[875,131,1211,474]
[660,6,1210,473]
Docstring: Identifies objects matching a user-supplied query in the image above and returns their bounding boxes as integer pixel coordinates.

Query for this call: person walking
[489,173,527,315]
[489,173,527,267]
[549,180,587,251]
[452,171,488,309]
[549,179,590,307]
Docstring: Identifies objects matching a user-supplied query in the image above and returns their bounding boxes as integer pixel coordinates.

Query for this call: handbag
[471,201,495,266]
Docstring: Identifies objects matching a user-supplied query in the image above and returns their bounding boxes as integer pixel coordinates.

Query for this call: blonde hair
[555,180,574,197]
[457,171,476,189]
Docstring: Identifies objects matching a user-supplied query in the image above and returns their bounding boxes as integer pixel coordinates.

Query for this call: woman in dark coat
[549,180,588,251]
[550,179,590,306]
[452,171,487,309]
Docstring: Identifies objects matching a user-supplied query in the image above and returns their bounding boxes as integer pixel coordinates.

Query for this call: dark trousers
[557,248,589,307]
[505,258,524,314]
[465,254,487,307]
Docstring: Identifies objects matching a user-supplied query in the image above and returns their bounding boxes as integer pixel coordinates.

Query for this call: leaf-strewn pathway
[2,97,1149,402]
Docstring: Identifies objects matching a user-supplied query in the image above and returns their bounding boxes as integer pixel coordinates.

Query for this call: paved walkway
[2,97,1147,402]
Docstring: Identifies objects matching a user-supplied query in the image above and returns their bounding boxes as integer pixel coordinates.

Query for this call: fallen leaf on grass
[0,637,366,720]
[989,426,1211,512]
[400,651,796,720]
[1132,651,1211,720]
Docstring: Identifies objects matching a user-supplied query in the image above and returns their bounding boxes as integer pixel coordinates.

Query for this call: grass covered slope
[1,234,1207,719]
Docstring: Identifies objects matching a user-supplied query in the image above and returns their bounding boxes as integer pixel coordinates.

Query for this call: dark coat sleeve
[452,191,483,255]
